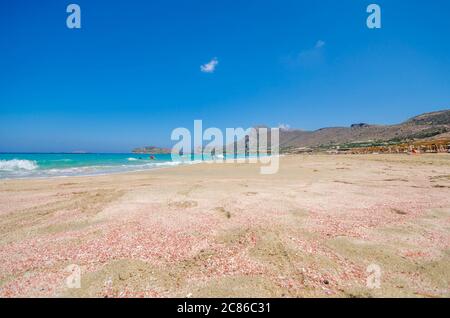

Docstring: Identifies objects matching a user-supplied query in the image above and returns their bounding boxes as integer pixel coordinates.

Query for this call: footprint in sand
[168,200,198,209]
[391,208,408,215]
[214,207,232,219]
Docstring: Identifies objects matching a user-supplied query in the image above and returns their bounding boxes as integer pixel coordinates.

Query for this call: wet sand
[0,154,449,297]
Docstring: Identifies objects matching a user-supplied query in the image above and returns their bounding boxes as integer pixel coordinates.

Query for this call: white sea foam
[0,158,204,179]
[153,161,182,166]
[127,158,138,161]
[0,159,38,171]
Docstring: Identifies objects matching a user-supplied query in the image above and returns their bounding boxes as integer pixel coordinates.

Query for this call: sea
[0,153,211,179]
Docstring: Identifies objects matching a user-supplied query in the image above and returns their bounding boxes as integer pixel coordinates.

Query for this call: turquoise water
[0,153,253,179]
[0,153,199,179]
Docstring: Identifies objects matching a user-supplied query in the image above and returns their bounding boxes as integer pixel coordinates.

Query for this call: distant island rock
[132,146,172,154]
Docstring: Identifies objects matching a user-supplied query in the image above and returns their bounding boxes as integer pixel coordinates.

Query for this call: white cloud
[315,40,326,49]
[200,57,218,73]
[278,123,291,131]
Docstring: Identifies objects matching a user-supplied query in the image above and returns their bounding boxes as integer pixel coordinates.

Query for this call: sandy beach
[0,154,449,298]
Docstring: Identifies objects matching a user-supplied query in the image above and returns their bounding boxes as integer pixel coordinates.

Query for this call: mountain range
[277,109,450,152]
[133,110,450,154]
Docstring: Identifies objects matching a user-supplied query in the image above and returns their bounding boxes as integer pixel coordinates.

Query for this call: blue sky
[1,0,449,152]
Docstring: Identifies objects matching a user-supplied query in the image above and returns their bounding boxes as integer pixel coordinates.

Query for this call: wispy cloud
[315,40,326,48]
[200,57,218,73]
[283,40,326,68]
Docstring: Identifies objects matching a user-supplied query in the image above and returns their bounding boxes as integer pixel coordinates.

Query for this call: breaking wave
[0,157,203,179]
[0,159,38,171]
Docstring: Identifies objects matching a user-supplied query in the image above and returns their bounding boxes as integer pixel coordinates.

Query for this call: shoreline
[0,162,186,182]
[0,152,441,182]
[0,155,283,181]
